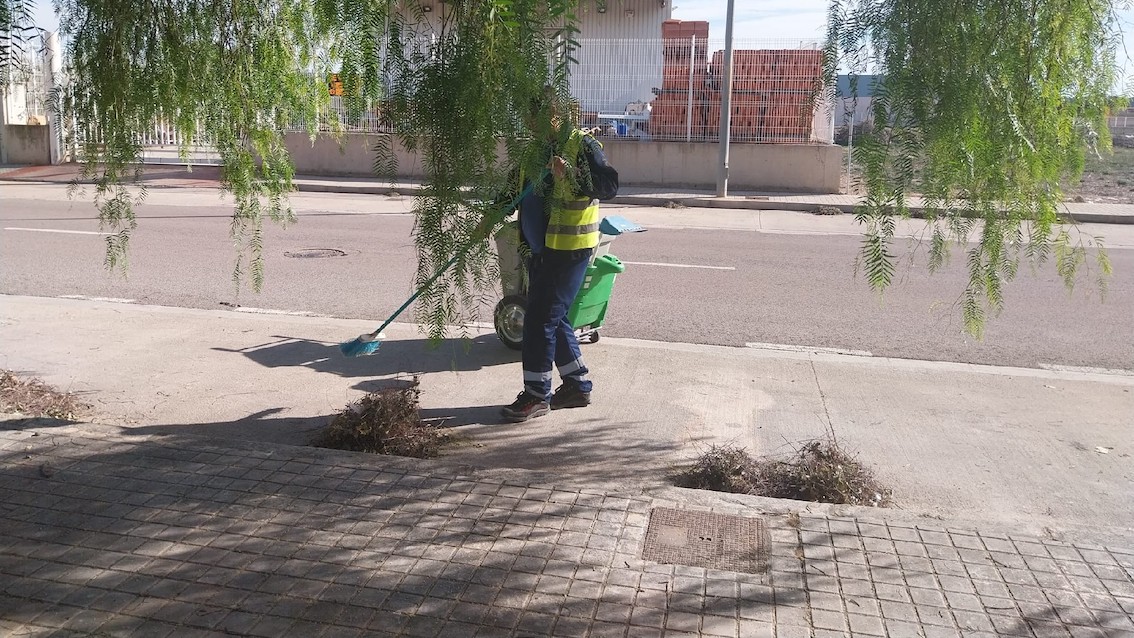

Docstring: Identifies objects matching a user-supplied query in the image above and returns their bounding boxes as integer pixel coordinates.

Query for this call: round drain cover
[284,248,347,259]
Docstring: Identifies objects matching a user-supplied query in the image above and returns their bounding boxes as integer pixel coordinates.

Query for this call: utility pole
[47,31,63,164]
[715,0,736,197]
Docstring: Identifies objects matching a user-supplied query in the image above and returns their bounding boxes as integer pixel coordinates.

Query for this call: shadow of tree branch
[0,428,797,635]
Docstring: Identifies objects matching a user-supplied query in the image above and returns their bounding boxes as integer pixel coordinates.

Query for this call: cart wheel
[493,295,527,351]
[588,331,600,344]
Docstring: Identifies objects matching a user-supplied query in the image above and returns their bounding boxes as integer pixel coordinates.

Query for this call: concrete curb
[610,196,1134,225]
[4,173,1132,224]
[292,181,1134,225]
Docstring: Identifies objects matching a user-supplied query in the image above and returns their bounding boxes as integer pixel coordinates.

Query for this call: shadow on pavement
[118,411,330,448]
[212,334,518,378]
[0,430,803,635]
[118,407,686,486]
[0,416,83,432]
[432,418,685,485]
[419,405,507,429]
[114,403,507,449]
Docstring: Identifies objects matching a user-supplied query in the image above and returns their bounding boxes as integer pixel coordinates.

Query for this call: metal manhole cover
[284,248,347,258]
[641,507,770,574]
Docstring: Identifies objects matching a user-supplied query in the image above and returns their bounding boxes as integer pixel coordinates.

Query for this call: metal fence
[570,37,833,144]
[297,96,385,133]
[65,106,225,165]
[294,36,834,145]
[1109,115,1133,129]
[33,35,835,168]
[1,52,51,126]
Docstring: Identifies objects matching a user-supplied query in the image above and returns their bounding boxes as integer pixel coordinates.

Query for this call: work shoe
[502,392,550,422]
[550,382,591,410]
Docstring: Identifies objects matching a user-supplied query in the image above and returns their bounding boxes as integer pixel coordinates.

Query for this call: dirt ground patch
[840,146,1134,204]
[1067,146,1134,204]
[674,441,893,507]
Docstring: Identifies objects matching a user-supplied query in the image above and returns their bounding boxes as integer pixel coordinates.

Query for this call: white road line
[745,342,874,357]
[4,227,113,236]
[58,295,136,304]
[621,261,736,271]
[1039,363,1134,377]
[230,307,323,317]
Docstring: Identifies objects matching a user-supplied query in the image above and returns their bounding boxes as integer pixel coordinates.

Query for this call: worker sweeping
[500,89,617,423]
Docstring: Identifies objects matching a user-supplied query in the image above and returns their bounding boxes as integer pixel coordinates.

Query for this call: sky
[674,0,830,42]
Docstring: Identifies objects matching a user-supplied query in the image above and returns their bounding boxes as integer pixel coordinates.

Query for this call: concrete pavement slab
[1,294,1132,548]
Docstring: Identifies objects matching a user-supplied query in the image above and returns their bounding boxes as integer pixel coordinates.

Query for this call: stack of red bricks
[703,49,824,142]
[650,20,710,140]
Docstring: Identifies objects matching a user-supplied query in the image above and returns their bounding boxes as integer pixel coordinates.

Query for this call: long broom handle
[367,179,541,337]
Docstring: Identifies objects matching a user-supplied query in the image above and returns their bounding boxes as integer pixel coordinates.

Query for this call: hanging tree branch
[55,0,579,339]
[829,0,1128,337]
[47,0,1133,338]
[1,0,38,85]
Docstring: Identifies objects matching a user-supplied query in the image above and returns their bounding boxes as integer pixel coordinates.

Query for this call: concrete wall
[601,139,842,193]
[2,125,51,164]
[284,132,843,193]
[283,132,425,179]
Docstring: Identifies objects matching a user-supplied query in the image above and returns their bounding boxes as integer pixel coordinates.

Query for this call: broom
[339,180,539,357]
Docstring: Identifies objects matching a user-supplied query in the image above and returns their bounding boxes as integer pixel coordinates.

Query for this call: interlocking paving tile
[3,428,1133,638]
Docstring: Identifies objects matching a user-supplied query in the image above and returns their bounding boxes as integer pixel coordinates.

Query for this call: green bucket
[567,254,625,330]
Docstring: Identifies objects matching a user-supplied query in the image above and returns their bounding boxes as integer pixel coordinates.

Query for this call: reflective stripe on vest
[546,130,601,251]
[547,222,600,236]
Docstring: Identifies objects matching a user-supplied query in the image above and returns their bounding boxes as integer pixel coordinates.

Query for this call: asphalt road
[2,185,1132,371]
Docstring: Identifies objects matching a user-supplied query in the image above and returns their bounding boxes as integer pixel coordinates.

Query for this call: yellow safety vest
[545,129,601,251]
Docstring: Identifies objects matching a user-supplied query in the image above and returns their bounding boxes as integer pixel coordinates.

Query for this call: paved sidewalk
[2,423,1133,638]
[2,294,1132,545]
[2,163,1131,224]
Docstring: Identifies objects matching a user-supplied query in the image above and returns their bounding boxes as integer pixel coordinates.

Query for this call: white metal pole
[686,34,695,142]
[0,91,7,164]
[46,31,64,164]
[829,95,836,144]
[716,0,736,197]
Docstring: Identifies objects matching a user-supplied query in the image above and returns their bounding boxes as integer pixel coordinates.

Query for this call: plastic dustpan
[599,216,646,235]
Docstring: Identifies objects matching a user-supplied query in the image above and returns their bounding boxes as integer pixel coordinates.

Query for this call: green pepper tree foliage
[53,0,574,337]
[48,0,1129,339]
[1,0,37,86]
[827,0,1129,337]
[374,2,579,339]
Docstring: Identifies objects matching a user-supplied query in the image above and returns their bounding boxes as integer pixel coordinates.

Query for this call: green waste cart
[492,216,643,351]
